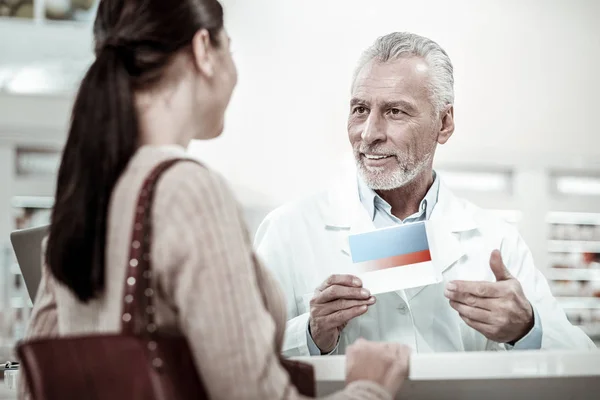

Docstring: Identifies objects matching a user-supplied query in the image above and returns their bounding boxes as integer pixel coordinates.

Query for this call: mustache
[355,146,399,156]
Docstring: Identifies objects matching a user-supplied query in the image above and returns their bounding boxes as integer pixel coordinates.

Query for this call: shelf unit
[438,165,600,346]
[557,297,600,310]
[545,268,600,281]
[546,211,600,343]
[0,142,57,349]
[0,0,97,25]
[548,240,600,253]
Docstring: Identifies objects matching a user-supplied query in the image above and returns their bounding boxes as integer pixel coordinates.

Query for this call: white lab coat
[254,175,596,357]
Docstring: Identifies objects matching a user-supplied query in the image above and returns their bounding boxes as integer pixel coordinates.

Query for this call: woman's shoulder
[159,157,230,196]
[153,156,239,219]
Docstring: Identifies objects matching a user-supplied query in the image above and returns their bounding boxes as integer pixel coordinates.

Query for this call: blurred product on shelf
[549,280,583,297]
[15,207,35,230]
[551,223,565,240]
[549,252,600,270]
[45,0,70,19]
[71,0,94,10]
[550,279,600,298]
[4,369,18,390]
[581,225,595,241]
[547,214,600,343]
[565,224,579,240]
[45,0,97,21]
[0,310,7,344]
[14,207,50,230]
[0,243,32,357]
[590,277,600,298]
[11,308,24,342]
[0,0,34,18]
[583,252,600,266]
[564,309,591,326]
[549,222,600,242]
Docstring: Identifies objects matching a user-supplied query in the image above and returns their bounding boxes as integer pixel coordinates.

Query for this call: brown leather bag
[17,158,315,399]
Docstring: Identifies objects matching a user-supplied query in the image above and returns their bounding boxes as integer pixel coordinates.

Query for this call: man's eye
[353,106,368,114]
[390,108,403,115]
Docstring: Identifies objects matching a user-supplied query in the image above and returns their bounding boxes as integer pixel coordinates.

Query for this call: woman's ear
[437,105,455,145]
[191,29,215,77]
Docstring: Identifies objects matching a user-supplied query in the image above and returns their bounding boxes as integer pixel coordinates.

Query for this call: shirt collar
[357,171,440,222]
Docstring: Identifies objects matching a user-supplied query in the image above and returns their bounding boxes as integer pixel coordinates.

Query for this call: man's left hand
[444,250,534,344]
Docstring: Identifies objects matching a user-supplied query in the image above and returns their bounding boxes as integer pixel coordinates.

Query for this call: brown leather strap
[120,158,199,337]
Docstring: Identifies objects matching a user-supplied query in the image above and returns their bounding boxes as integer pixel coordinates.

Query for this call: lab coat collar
[324,172,478,233]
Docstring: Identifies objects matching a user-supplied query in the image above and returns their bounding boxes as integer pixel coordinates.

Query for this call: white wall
[1,0,599,207]
[188,0,600,204]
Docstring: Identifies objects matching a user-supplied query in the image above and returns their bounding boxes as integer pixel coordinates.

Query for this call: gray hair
[353,32,454,114]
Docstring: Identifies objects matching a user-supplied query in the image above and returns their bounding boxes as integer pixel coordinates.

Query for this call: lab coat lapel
[404,183,476,301]
[323,174,374,258]
[340,202,374,256]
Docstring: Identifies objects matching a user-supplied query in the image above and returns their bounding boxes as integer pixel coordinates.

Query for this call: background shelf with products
[547,211,600,343]
[0,195,50,358]
[0,0,98,23]
[0,144,58,361]
[439,167,600,346]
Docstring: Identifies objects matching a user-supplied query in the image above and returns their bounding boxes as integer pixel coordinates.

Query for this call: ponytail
[45,0,224,303]
[46,47,137,302]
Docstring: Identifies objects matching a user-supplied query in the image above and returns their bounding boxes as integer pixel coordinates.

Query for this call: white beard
[357,152,433,190]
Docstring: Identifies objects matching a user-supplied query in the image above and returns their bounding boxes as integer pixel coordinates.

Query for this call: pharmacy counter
[295,350,600,400]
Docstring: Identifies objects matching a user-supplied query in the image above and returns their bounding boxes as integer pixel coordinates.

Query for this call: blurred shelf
[548,240,600,253]
[547,211,600,225]
[546,268,600,281]
[11,196,54,209]
[550,197,600,215]
[0,12,95,29]
[557,297,600,309]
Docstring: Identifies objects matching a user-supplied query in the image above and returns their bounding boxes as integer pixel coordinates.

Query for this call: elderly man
[255,32,595,357]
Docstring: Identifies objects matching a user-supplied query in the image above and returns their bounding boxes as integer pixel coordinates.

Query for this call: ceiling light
[555,176,600,196]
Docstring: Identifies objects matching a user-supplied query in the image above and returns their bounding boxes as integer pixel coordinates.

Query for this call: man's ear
[437,105,455,145]
[191,29,214,77]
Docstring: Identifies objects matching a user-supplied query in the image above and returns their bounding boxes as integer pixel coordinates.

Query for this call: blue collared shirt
[358,171,441,226]
[307,171,541,354]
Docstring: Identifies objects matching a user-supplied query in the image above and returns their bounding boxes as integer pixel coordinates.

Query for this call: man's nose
[361,113,386,144]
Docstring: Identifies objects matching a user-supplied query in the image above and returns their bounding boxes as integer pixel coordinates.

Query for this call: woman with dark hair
[18,0,410,399]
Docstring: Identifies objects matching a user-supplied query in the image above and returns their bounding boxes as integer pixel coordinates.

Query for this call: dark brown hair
[46,0,224,302]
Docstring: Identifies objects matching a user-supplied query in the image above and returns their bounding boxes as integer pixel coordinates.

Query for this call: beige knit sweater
[18,145,391,400]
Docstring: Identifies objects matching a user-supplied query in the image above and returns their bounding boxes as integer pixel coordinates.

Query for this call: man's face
[348,57,441,190]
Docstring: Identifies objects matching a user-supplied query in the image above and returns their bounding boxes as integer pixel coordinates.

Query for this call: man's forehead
[352,57,430,99]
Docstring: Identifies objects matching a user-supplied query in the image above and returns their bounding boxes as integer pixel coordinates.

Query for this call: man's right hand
[309,274,376,353]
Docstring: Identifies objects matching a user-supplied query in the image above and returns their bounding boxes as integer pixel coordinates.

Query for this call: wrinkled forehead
[351,57,431,105]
